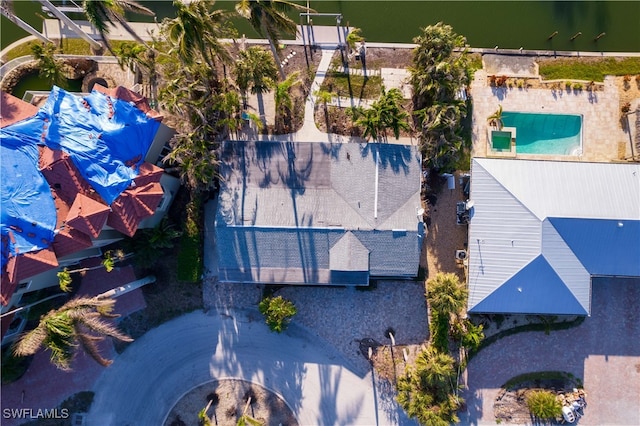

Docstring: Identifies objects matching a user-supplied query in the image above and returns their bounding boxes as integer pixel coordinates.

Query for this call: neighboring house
[467,158,640,316]
[0,86,180,313]
[216,141,425,285]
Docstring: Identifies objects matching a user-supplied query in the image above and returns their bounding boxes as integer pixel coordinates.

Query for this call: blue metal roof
[550,217,640,277]
[469,255,589,315]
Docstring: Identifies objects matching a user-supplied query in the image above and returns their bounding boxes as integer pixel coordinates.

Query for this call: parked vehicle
[562,405,576,423]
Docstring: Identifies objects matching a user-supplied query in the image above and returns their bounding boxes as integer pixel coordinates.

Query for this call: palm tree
[353,106,381,142]
[214,87,243,139]
[487,104,504,130]
[415,99,467,170]
[57,250,127,292]
[163,129,219,194]
[274,71,300,133]
[82,0,155,52]
[235,46,278,95]
[314,89,334,129]
[235,0,310,79]
[234,46,278,124]
[352,87,410,142]
[12,297,132,371]
[426,272,468,319]
[410,22,470,170]
[31,43,64,87]
[164,0,232,68]
[397,346,462,425]
[377,87,410,141]
[346,27,364,52]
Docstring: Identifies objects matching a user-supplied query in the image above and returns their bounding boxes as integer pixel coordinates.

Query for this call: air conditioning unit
[455,250,467,261]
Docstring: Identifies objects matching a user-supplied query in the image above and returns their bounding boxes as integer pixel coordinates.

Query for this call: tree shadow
[359,143,414,175]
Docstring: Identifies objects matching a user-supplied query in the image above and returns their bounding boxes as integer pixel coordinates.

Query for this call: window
[17,281,31,291]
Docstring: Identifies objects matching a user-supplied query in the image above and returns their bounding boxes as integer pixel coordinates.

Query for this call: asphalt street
[87,310,416,425]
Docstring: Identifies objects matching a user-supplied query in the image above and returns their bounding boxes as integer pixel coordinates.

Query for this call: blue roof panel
[550,217,640,277]
[469,255,589,315]
[0,135,56,268]
[5,86,160,205]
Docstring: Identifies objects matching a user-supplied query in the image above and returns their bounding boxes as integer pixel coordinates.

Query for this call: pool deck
[472,64,630,163]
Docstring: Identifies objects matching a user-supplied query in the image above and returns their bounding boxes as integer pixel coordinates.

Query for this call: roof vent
[455,250,467,260]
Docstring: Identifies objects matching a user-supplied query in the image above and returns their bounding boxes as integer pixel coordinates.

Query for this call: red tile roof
[106,163,164,237]
[65,193,110,238]
[39,147,101,205]
[2,88,168,306]
[4,247,58,285]
[0,271,16,306]
[134,162,165,187]
[92,84,163,121]
[0,91,38,128]
[129,182,164,218]
[52,227,93,258]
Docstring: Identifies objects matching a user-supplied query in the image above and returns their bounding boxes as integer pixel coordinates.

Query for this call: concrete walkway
[87,310,416,426]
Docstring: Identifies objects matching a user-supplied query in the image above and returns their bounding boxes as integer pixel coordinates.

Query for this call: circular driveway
[88,310,414,425]
[460,278,640,425]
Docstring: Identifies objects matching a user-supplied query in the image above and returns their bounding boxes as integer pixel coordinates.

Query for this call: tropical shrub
[526,390,562,419]
[397,346,463,425]
[258,296,297,333]
[410,22,470,171]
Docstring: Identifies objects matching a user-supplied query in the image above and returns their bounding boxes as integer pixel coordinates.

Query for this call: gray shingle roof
[216,141,423,285]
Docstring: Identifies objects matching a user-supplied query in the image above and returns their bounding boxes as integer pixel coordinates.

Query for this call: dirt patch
[347,47,413,71]
[164,379,298,426]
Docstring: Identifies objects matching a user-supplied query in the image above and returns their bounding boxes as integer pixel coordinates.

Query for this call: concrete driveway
[87,310,415,426]
[461,277,640,425]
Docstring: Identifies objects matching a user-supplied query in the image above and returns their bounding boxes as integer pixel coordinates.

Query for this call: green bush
[526,390,562,419]
[258,296,297,333]
[177,200,202,282]
[430,312,450,353]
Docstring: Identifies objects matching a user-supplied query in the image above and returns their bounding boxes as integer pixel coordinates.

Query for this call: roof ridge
[474,158,543,221]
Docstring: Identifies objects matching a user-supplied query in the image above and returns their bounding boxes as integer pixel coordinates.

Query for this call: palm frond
[77,330,112,367]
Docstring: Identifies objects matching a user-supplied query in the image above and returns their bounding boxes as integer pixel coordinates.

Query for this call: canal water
[2,1,639,52]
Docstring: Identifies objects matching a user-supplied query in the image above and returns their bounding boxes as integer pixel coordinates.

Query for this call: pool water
[491,131,512,151]
[502,112,582,155]
[11,72,83,100]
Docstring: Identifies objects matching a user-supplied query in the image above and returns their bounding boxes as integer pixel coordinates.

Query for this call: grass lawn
[320,71,383,100]
[539,57,640,82]
[2,38,133,61]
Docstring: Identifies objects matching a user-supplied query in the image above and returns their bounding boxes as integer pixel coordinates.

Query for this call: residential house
[466,158,640,315]
[215,141,425,285]
[0,86,180,314]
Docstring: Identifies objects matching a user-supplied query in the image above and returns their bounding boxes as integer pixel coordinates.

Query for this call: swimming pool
[501,112,582,155]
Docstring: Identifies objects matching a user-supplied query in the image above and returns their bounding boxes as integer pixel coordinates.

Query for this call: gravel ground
[204,279,429,374]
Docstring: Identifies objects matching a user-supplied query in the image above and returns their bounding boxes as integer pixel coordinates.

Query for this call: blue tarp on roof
[4,86,160,205]
[549,217,640,277]
[469,255,589,315]
[1,86,160,270]
[0,132,57,269]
